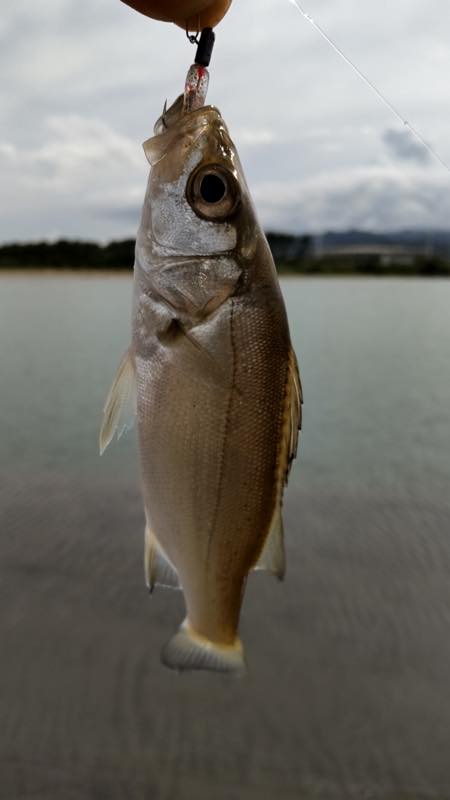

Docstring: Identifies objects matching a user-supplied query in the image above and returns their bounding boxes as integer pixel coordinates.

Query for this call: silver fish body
[100,97,301,673]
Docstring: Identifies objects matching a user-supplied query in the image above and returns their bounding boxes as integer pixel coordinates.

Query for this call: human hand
[120,0,232,31]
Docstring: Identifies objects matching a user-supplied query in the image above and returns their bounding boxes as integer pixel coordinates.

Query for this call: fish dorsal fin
[144,525,181,592]
[276,347,302,488]
[99,349,136,455]
[287,349,302,481]
[253,348,302,581]
[253,505,286,580]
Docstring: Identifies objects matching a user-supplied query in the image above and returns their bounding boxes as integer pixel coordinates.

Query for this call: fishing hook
[185,17,201,44]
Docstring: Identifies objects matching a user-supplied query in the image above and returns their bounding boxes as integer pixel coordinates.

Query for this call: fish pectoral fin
[253,504,286,580]
[161,621,246,675]
[99,348,136,455]
[158,317,239,395]
[145,525,181,592]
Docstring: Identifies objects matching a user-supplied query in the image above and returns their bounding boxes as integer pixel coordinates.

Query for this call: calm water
[1,275,450,799]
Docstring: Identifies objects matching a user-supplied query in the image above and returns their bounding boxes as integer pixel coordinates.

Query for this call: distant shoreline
[0,268,133,277]
[1,268,448,280]
[2,231,450,276]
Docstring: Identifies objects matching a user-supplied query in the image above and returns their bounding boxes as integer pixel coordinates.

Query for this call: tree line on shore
[0,239,136,270]
[1,234,449,276]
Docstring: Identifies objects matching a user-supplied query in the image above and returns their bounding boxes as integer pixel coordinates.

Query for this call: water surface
[1,275,450,799]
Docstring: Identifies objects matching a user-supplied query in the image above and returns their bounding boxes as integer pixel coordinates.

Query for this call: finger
[174,0,232,30]
[120,1,201,21]
[120,0,231,29]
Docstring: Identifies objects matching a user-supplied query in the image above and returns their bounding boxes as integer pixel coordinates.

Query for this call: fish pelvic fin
[99,348,136,455]
[145,525,181,592]
[253,504,285,580]
[161,621,246,676]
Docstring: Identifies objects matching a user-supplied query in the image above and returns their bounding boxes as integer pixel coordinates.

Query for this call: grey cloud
[2,0,450,240]
[0,112,145,241]
[97,205,142,224]
[252,167,450,233]
[383,128,431,165]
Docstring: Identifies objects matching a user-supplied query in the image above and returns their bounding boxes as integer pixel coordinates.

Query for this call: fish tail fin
[161,621,246,676]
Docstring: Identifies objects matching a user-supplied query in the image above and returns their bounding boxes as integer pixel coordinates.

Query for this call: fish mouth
[143,96,224,168]
[153,94,220,135]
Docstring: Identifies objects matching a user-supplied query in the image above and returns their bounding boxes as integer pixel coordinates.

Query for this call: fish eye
[186,164,240,222]
[200,173,226,203]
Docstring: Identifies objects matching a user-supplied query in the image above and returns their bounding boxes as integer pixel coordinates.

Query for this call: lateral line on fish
[205,297,237,565]
[287,0,450,173]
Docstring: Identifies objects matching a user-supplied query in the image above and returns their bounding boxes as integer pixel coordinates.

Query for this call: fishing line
[287,0,450,172]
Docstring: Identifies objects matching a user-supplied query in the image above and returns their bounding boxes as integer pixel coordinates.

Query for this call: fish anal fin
[145,525,181,592]
[253,505,286,580]
[161,621,246,675]
[99,348,136,455]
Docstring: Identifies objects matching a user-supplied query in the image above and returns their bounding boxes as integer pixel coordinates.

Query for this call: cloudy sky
[2,0,450,241]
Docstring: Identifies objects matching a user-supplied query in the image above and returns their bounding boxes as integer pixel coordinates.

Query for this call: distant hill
[269,229,450,259]
[267,230,450,275]
[265,230,416,261]
[1,231,449,275]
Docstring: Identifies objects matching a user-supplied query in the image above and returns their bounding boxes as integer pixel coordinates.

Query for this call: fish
[100,94,302,675]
